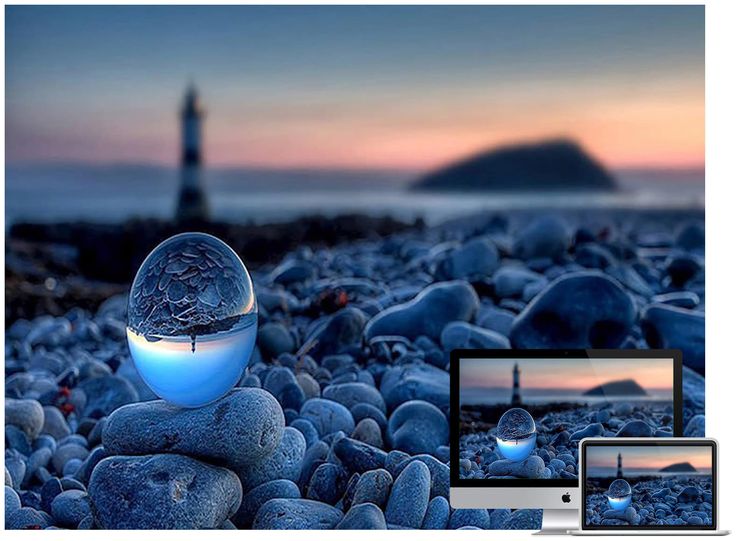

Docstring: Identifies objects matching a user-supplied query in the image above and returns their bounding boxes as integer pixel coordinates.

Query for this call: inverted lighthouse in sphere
[176,84,209,223]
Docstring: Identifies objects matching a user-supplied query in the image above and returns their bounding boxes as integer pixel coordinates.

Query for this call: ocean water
[460,387,673,406]
[4,164,704,227]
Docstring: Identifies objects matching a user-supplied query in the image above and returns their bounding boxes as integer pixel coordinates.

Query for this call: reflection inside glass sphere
[127,232,257,407]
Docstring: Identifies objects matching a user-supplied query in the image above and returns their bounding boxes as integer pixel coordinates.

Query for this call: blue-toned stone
[684,415,706,437]
[352,468,393,508]
[5,456,26,489]
[440,321,510,350]
[387,400,449,455]
[6,425,31,456]
[651,291,700,309]
[238,427,306,492]
[306,463,347,504]
[435,445,450,462]
[641,304,705,374]
[503,508,543,529]
[575,243,617,269]
[51,489,90,528]
[385,460,431,528]
[5,398,45,439]
[490,508,512,529]
[253,498,343,529]
[334,437,387,473]
[74,446,107,486]
[40,477,63,512]
[394,454,449,500]
[300,307,368,360]
[323,382,386,413]
[512,215,571,260]
[300,398,355,437]
[89,454,242,529]
[257,323,296,360]
[233,479,301,529]
[677,486,701,503]
[78,376,139,417]
[60,478,85,492]
[262,366,298,399]
[5,507,53,530]
[449,508,490,529]
[570,423,605,441]
[493,267,546,299]
[665,253,702,288]
[422,496,450,529]
[337,502,387,529]
[41,406,70,440]
[270,259,314,285]
[364,281,479,341]
[351,418,383,448]
[380,362,450,411]
[675,221,705,252]
[350,404,388,434]
[616,420,653,437]
[435,237,500,281]
[103,388,284,469]
[5,486,21,516]
[52,444,88,476]
[510,271,635,349]
[290,418,320,448]
[476,305,516,337]
[298,441,329,489]
[489,456,545,478]
[295,373,320,399]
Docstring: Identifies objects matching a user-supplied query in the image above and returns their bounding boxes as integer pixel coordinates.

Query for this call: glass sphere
[495,407,537,462]
[127,232,257,407]
[607,479,633,511]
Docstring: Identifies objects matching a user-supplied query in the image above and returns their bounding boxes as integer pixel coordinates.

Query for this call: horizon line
[6,158,706,175]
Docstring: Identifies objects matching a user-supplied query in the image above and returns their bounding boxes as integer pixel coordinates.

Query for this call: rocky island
[583,379,648,397]
[411,139,617,192]
[660,462,698,473]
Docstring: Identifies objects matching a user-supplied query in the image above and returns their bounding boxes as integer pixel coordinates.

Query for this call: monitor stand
[533,509,579,535]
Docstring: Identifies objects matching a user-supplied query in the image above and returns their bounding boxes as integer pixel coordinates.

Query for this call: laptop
[569,438,729,535]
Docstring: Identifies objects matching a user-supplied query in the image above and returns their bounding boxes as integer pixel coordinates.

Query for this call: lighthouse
[176,84,209,223]
[511,362,522,406]
[617,452,623,478]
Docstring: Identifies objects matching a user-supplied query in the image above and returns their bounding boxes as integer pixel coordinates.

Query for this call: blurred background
[4,5,705,321]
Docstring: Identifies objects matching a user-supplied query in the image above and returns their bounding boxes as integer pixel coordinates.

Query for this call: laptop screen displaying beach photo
[457,358,675,481]
[584,444,714,528]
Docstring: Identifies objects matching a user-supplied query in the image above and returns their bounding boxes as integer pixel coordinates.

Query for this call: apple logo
[561,493,572,503]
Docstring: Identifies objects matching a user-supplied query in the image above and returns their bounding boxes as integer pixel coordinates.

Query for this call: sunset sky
[5,5,704,171]
[587,445,712,476]
[458,358,674,392]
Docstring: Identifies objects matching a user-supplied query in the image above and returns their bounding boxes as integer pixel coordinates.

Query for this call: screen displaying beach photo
[584,445,713,527]
[458,358,675,480]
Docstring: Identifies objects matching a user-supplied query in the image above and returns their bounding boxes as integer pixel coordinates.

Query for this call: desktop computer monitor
[449,349,683,534]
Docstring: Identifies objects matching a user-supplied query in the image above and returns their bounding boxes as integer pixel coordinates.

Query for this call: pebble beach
[4,208,706,530]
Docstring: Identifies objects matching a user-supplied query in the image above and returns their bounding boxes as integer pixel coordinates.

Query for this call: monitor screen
[454,354,680,485]
[583,442,715,529]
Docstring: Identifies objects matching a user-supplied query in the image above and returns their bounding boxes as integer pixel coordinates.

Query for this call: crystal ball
[126,232,257,407]
[495,407,537,462]
[607,479,633,511]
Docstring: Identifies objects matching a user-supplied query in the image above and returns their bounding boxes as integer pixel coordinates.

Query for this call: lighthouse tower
[511,362,522,406]
[617,452,623,478]
[176,84,209,223]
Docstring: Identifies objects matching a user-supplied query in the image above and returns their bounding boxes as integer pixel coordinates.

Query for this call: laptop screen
[582,442,715,530]
[457,356,679,485]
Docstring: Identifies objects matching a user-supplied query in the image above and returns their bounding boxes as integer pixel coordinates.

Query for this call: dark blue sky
[5,5,704,169]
